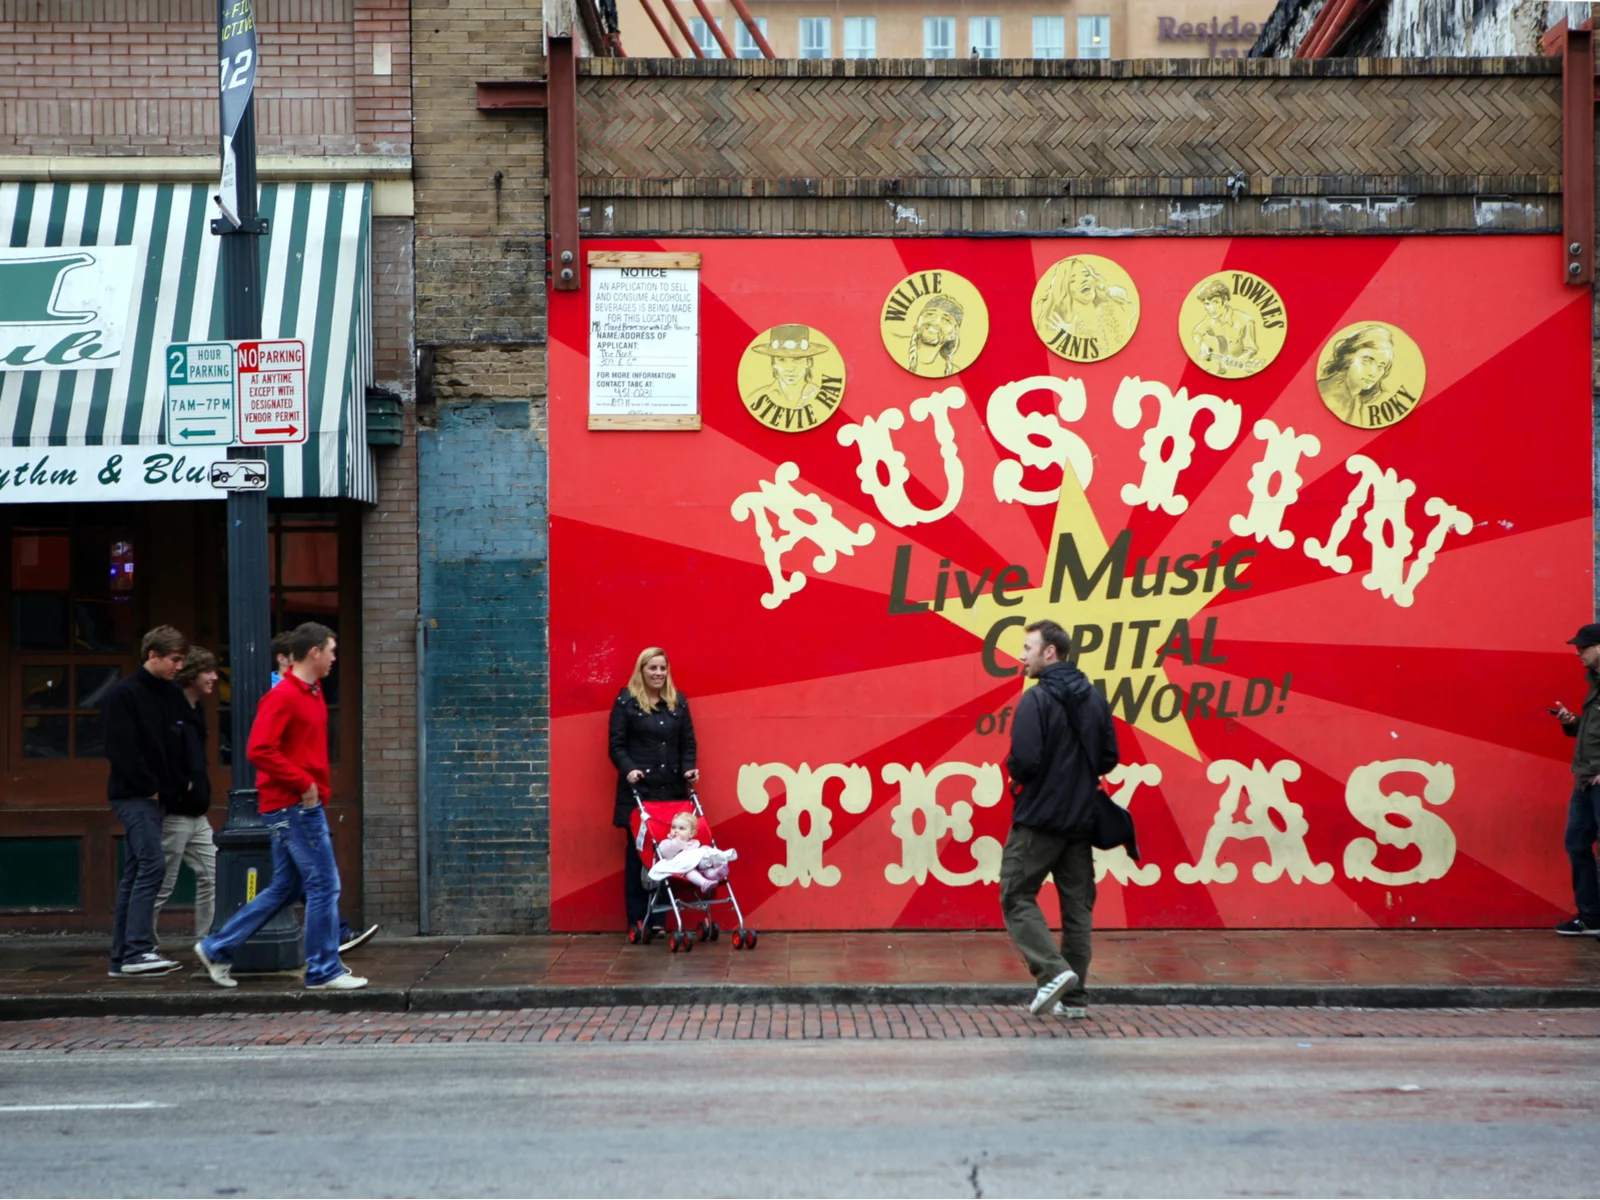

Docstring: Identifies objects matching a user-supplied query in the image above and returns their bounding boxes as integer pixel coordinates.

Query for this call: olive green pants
[999,824,1095,1003]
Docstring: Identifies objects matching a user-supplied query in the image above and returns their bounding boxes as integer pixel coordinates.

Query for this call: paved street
[0,1006,1595,1198]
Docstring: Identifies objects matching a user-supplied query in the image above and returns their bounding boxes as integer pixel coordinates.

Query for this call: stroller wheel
[683,931,694,952]
[696,922,709,942]
[745,929,759,951]
[668,931,682,953]
[707,921,720,942]
[627,922,642,945]
[731,929,745,949]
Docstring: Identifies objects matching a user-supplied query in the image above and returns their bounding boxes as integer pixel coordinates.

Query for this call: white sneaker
[1028,967,1079,1015]
[338,923,380,954]
[193,941,237,989]
[306,970,368,990]
[1051,1002,1088,1019]
[119,951,180,975]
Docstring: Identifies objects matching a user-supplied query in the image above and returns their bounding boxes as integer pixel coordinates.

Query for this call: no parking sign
[235,339,306,445]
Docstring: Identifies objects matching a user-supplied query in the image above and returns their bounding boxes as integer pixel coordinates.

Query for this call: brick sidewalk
[3,929,1597,1018]
[2,1005,1597,1050]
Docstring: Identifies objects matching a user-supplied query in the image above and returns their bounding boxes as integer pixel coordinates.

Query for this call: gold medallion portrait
[737,324,848,434]
[879,270,990,378]
[1315,321,1426,430]
[1179,270,1288,379]
[1030,254,1141,362]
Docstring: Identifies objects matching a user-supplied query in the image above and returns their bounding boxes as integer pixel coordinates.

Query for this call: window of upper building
[968,16,1000,57]
[1077,13,1110,57]
[1033,15,1065,58]
[799,16,832,58]
[924,16,955,57]
[735,16,768,57]
[689,16,724,57]
[844,16,876,57]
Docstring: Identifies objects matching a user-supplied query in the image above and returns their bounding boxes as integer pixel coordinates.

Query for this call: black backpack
[1050,686,1141,860]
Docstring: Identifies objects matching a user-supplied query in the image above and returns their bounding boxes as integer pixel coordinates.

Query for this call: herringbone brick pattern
[577,71,1559,197]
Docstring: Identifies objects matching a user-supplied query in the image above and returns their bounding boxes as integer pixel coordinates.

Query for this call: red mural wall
[548,236,1591,931]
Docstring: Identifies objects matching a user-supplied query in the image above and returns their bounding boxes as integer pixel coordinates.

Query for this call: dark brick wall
[417,400,549,932]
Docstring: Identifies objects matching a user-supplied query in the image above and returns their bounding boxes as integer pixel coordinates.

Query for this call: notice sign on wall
[587,251,701,430]
[236,338,307,445]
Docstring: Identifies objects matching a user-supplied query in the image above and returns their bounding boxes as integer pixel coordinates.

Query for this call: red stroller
[627,787,757,952]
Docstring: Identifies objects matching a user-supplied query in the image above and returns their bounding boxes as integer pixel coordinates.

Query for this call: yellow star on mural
[935,468,1245,761]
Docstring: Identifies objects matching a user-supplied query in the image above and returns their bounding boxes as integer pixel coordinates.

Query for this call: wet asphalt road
[1,1035,1595,1197]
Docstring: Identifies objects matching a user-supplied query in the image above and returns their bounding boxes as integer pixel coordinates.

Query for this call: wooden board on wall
[587,413,702,429]
[586,250,702,269]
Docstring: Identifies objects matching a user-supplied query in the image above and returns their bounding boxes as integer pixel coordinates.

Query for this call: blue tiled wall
[418,401,548,932]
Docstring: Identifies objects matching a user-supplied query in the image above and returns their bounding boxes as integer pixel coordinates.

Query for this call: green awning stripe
[344,184,373,499]
[117,183,174,444]
[80,183,104,245]
[8,181,33,246]
[166,186,207,376]
[13,373,40,442]
[44,184,70,247]
[302,182,347,496]
[0,181,375,502]
[49,371,76,444]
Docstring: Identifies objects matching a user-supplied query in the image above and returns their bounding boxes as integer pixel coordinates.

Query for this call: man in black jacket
[1002,619,1119,1017]
[102,625,187,977]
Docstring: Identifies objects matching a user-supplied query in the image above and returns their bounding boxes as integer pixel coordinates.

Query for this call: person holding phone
[1554,623,1600,938]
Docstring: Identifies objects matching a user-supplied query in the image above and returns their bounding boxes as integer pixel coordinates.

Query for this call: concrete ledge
[0,988,410,1021]
[5,982,1598,1021]
[0,156,415,217]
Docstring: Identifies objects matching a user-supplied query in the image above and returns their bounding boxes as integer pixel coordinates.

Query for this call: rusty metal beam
[548,34,581,292]
[1561,19,1594,285]
[688,0,736,58]
[637,0,683,57]
[725,0,776,59]
[1296,0,1380,58]
[662,0,706,58]
[476,80,548,111]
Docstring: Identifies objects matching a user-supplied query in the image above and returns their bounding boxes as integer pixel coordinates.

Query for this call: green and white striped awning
[0,181,376,502]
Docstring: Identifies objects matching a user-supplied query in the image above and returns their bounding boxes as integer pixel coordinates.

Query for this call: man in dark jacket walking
[102,625,187,977]
[1554,622,1600,937]
[1002,619,1118,1017]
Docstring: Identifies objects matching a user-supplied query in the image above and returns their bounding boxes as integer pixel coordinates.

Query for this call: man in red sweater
[195,622,365,990]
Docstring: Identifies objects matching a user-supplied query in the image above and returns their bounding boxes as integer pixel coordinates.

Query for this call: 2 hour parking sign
[164,341,236,446]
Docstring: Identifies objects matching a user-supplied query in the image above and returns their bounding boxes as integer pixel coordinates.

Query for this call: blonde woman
[1033,258,1134,356]
[608,647,699,929]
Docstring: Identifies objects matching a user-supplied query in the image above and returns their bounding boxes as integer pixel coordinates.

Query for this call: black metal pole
[208,65,301,969]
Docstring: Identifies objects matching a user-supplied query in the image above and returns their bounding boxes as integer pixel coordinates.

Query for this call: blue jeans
[201,803,345,985]
[110,797,166,969]
[1566,781,1600,923]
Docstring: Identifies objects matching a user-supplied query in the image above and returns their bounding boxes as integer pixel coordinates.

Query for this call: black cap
[1569,624,1600,648]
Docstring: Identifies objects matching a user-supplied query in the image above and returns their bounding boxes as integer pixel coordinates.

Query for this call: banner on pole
[214,0,258,227]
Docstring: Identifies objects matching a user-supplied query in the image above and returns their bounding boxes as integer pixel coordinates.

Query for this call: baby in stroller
[649,812,735,894]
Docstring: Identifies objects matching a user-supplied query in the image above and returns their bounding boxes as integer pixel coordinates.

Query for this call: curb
[4,982,1600,1020]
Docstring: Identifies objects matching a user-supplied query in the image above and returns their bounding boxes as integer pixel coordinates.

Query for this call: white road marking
[0,1102,174,1112]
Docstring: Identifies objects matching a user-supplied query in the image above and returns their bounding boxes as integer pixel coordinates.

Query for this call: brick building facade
[412,0,551,931]
[0,0,422,934]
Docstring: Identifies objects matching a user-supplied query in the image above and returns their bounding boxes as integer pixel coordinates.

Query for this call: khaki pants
[999,824,1094,1003]
[153,814,217,939]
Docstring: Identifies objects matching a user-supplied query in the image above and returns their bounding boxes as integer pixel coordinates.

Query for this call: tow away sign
[236,339,307,445]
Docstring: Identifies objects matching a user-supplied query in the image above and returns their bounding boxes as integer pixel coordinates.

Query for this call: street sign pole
[209,0,300,970]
